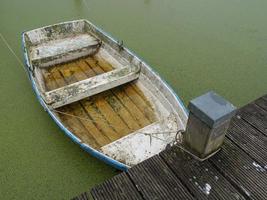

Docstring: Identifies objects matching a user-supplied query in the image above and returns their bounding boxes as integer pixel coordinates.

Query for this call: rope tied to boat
[0,32,27,73]
[52,108,184,140]
[143,129,184,146]
[118,40,124,51]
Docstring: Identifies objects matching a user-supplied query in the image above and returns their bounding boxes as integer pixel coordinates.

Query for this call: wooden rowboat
[22,19,188,170]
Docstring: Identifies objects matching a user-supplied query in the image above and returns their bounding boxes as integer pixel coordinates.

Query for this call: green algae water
[0,0,267,199]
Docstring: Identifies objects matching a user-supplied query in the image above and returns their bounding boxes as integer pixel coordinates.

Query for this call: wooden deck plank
[43,56,104,92]
[130,82,154,108]
[59,106,100,148]
[54,63,112,147]
[85,57,107,75]
[111,87,151,128]
[91,173,143,200]
[93,55,157,112]
[94,54,114,71]
[80,98,121,142]
[41,69,58,91]
[238,102,267,136]
[86,58,156,127]
[61,61,130,142]
[63,104,103,147]
[67,103,111,147]
[262,94,267,101]
[210,138,267,200]
[71,192,90,200]
[49,67,66,87]
[226,116,267,166]
[104,93,140,131]
[57,63,77,84]
[96,53,156,122]
[79,55,113,77]
[84,56,153,129]
[46,69,100,148]
[254,97,267,112]
[127,155,195,200]
[123,85,156,123]
[60,62,123,143]
[78,61,133,137]
[160,146,245,200]
[76,59,98,78]
[94,55,155,112]
[93,93,131,137]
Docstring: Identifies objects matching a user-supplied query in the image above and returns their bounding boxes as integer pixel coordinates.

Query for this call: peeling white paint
[197,182,212,195]
[45,65,140,108]
[31,34,98,63]
[243,165,250,170]
[240,186,251,197]
[252,162,266,172]
[202,183,212,195]
[191,176,212,195]
[101,115,179,166]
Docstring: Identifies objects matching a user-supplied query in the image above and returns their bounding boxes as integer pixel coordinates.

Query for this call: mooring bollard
[183,91,236,160]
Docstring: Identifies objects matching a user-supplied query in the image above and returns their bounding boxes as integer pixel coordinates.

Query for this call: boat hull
[22,20,188,171]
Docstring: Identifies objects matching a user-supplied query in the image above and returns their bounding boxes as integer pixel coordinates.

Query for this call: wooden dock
[72,94,267,200]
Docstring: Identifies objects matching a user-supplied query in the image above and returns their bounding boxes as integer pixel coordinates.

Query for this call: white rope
[53,108,180,136]
[82,0,90,13]
[53,109,112,124]
[0,32,27,73]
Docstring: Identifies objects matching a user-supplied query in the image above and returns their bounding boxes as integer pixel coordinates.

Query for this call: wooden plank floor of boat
[42,55,157,150]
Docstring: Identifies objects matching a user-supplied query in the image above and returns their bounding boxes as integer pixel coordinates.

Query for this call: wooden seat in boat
[44,64,140,108]
[30,34,101,68]
[26,29,141,108]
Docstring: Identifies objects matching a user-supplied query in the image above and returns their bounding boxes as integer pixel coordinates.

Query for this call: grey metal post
[183,91,236,160]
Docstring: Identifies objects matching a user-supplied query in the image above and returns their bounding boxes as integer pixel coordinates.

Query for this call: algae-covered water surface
[0,0,267,199]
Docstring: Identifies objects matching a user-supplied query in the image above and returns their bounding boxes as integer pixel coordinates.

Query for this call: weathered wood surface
[238,100,267,136]
[72,94,267,200]
[43,56,156,150]
[227,116,267,166]
[210,138,267,200]
[161,146,246,200]
[45,64,140,109]
[128,155,194,200]
[91,173,143,200]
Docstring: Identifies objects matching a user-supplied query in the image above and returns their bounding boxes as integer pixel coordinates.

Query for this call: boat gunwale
[21,19,188,171]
